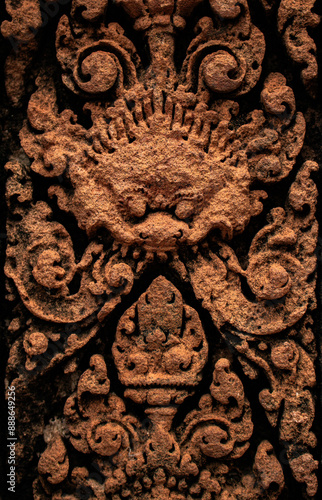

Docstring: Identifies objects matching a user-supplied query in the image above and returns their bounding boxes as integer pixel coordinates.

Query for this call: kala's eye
[127,197,147,218]
[175,200,195,219]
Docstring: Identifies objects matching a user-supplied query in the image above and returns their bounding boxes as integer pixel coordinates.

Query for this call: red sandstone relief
[1,0,320,498]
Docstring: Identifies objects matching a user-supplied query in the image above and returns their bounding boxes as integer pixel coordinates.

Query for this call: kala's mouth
[134,212,189,251]
[109,210,237,254]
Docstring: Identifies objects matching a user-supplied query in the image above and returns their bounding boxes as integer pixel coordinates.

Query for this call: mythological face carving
[2,0,319,498]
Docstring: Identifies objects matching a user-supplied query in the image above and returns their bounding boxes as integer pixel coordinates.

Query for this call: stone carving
[278,0,319,96]
[34,350,276,499]
[113,276,208,403]
[2,0,319,498]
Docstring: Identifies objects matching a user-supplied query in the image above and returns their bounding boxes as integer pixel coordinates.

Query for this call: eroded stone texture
[1,0,320,498]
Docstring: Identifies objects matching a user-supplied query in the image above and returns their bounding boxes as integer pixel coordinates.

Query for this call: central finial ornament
[113,276,208,406]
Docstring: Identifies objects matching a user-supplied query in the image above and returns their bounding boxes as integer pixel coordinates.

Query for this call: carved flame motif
[2,0,319,498]
[113,276,208,404]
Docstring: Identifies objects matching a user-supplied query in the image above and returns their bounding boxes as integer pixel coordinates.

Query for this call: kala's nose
[135,213,188,251]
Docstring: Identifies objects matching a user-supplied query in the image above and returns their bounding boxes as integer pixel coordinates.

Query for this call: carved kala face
[64,127,263,251]
[3,0,319,497]
[19,0,271,255]
[98,136,216,247]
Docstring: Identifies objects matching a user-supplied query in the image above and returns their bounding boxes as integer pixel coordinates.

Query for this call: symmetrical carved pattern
[1,0,320,498]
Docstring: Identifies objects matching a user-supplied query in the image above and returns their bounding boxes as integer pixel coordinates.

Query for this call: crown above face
[56,0,265,97]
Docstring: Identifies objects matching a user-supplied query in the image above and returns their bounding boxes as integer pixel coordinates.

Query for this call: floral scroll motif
[2,0,319,498]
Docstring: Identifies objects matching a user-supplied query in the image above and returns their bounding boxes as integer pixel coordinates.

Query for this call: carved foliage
[1,0,319,498]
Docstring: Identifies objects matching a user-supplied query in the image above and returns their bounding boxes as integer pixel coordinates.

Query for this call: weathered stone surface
[0,0,321,499]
